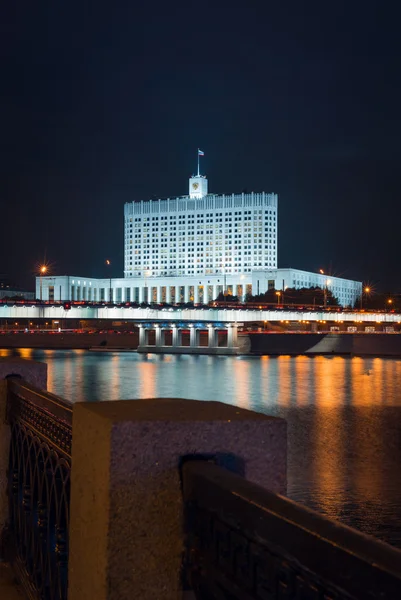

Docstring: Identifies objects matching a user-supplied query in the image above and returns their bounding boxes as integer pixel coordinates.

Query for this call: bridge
[1,303,401,323]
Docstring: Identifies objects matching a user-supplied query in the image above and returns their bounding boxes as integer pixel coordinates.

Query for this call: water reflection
[4,349,401,548]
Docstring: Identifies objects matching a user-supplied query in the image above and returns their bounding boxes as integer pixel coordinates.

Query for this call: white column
[232,284,237,298]
[154,324,162,347]
[156,286,162,304]
[184,286,189,303]
[171,325,179,347]
[212,285,217,301]
[166,286,171,304]
[175,286,180,304]
[227,324,238,348]
[139,287,144,303]
[194,285,199,305]
[208,325,217,348]
[189,325,197,347]
[139,325,146,346]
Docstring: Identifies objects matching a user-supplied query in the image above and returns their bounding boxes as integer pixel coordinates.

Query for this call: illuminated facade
[124,173,278,278]
[36,167,362,306]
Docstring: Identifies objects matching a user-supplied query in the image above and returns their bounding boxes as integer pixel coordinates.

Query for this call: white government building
[37,165,362,307]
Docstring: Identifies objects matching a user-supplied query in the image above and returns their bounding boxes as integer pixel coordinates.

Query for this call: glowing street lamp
[360,286,371,310]
[105,259,112,303]
[276,291,281,304]
[39,265,47,301]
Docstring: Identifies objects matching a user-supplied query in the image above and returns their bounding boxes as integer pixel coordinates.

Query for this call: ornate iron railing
[182,460,401,600]
[6,377,72,600]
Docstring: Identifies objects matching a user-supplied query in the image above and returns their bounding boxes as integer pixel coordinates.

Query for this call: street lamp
[39,265,47,301]
[144,268,151,303]
[276,291,281,304]
[105,260,112,303]
[324,279,331,308]
[360,286,370,309]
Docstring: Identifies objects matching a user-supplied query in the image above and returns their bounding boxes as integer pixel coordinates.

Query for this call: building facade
[252,269,362,308]
[124,174,278,278]
[35,168,362,307]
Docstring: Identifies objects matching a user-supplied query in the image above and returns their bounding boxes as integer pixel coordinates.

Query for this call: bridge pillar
[154,324,162,346]
[232,284,237,298]
[165,286,171,304]
[212,285,218,302]
[184,286,190,304]
[156,287,162,304]
[138,325,146,346]
[189,325,197,347]
[194,285,199,305]
[208,325,217,348]
[139,287,144,304]
[171,325,181,347]
[227,324,238,348]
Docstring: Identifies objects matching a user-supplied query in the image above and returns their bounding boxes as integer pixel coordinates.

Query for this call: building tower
[189,149,208,199]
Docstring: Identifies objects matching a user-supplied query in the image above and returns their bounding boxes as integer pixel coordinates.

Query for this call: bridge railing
[6,377,72,600]
[182,460,401,600]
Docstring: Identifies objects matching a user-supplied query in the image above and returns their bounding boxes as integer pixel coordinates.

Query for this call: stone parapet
[68,398,286,600]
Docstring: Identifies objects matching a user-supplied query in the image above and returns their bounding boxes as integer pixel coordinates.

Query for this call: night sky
[2,1,401,291]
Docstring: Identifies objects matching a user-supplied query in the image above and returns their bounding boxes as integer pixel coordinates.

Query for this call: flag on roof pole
[197,149,204,176]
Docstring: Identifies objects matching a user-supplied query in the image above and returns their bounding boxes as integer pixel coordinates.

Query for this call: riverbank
[2,331,401,357]
[0,332,139,349]
[248,332,401,357]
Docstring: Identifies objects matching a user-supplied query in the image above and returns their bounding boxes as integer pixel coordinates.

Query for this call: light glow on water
[4,349,401,548]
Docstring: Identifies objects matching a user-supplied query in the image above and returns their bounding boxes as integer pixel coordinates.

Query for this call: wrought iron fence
[6,377,72,600]
[182,460,401,600]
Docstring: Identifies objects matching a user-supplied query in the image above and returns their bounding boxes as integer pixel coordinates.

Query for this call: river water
[3,348,401,548]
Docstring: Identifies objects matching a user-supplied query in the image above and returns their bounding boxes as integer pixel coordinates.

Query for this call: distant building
[252,268,361,308]
[0,275,34,300]
[35,158,362,306]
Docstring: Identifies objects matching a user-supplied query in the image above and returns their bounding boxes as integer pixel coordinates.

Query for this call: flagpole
[197,149,200,177]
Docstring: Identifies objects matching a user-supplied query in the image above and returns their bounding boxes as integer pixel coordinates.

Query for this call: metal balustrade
[6,378,72,600]
[182,460,401,600]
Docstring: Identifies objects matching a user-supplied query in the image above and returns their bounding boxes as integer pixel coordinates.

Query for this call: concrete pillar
[208,325,217,348]
[0,359,48,557]
[189,325,197,347]
[166,286,171,304]
[138,325,146,346]
[232,284,238,298]
[212,285,217,301]
[139,287,144,303]
[68,399,287,600]
[227,324,238,348]
[174,286,180,304]
[156,286,162,304]
[171,325,180,347]
[154,325,162,346]
[193,285,199,305]
[184,286,189,303]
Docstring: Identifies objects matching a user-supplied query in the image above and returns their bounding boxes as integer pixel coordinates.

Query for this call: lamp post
[360,286,370,310]
[105,260,112,304]
[144,268,151,303]
[324,279,331,308]
[39,265,47,301]
[276,291,281,304]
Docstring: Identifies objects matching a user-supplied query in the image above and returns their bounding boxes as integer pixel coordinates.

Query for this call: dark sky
[2,1,401,290]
